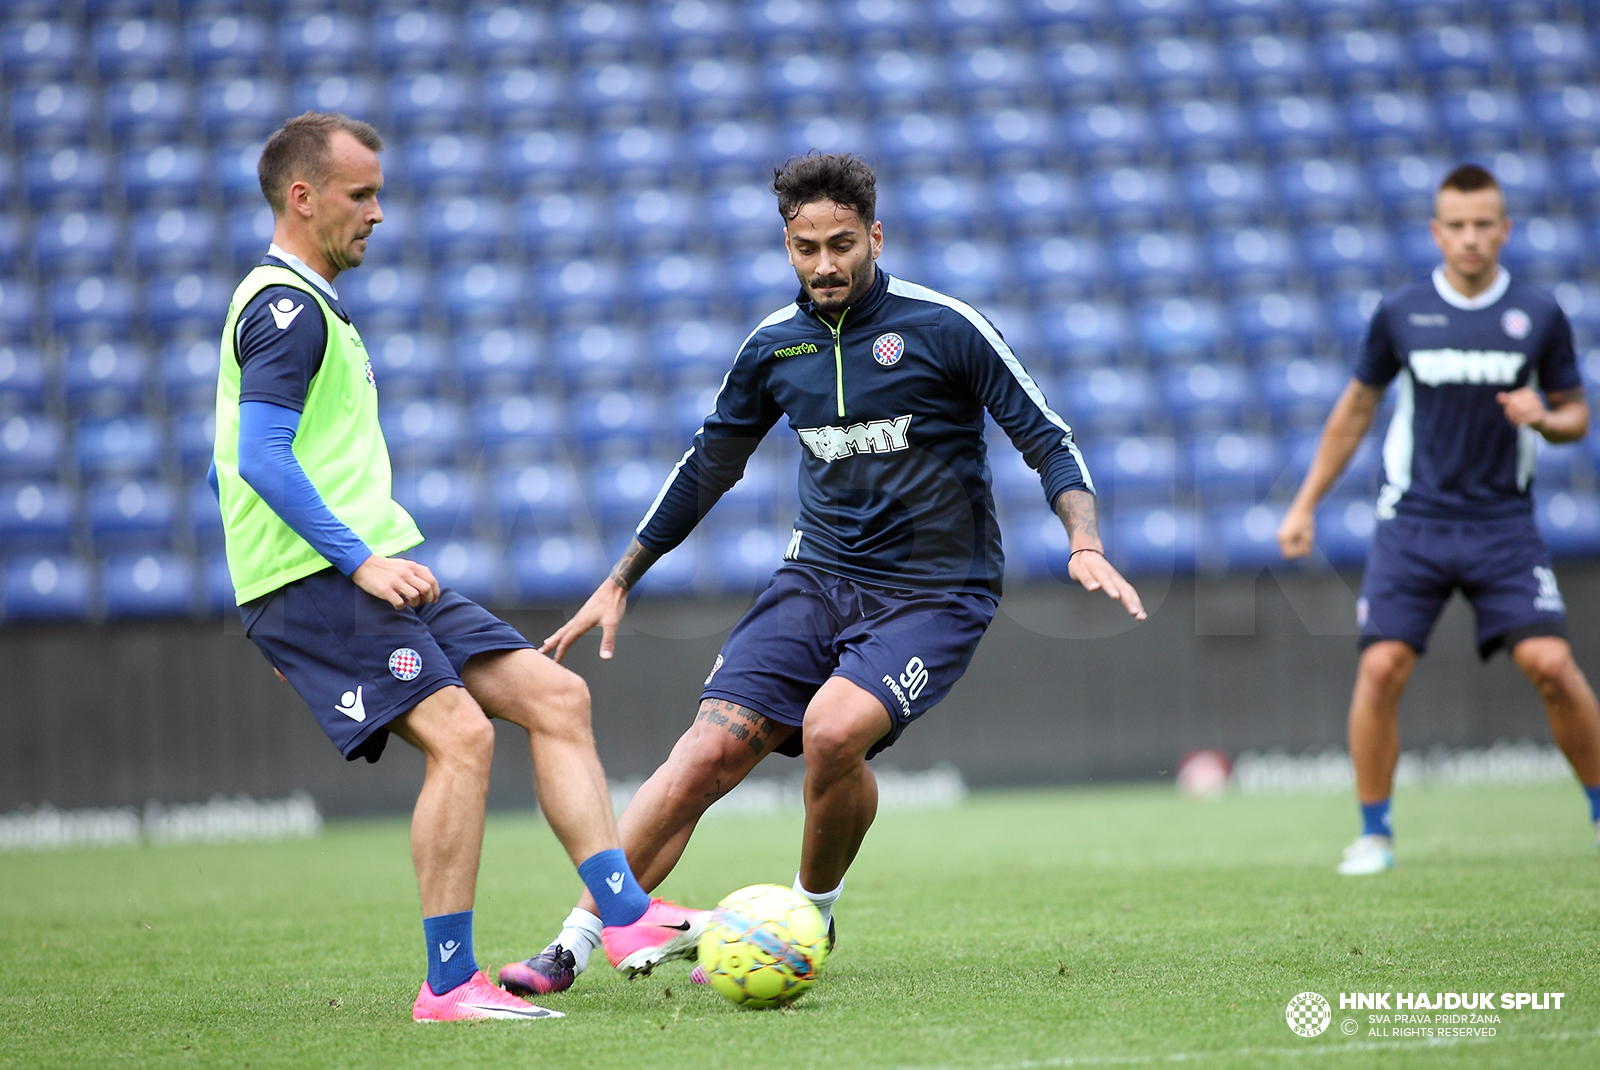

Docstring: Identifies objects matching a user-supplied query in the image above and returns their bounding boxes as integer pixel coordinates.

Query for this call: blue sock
[1584,784,1600,824]
[1361,798,1393,839]
[422,910,477,995]
[577,848,650,927]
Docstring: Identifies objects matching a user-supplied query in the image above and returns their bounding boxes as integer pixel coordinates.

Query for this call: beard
[802,261,875,315]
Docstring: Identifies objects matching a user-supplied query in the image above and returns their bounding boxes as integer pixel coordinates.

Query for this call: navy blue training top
[635,269,1094,597]
[1355,268,1583,521]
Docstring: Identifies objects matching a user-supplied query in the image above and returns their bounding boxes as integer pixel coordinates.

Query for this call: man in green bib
[214,112,706,1022]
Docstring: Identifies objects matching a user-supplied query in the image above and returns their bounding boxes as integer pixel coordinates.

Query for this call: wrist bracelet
[1069,547,1105,560]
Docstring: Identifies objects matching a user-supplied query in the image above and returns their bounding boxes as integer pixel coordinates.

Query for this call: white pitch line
[882,1027,1600,1070]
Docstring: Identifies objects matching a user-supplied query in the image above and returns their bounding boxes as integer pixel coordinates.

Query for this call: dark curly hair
[772,152,877,225]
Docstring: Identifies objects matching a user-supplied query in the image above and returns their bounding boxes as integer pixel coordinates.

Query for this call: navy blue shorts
[242,568,533,762]
[1358,513,1568,661]
[701,565,997,760]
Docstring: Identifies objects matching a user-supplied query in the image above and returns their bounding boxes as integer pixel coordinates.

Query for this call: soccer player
[212,112,704,1020]
[497,153,1146,996]
[1278,163,1600,875]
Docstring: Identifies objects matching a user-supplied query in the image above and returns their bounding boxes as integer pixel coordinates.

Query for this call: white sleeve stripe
[635,303,799,534]
[884,276,1095,495]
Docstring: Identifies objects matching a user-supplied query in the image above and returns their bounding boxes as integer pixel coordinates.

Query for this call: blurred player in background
[497,153,1146,997]
[1279,163,1600,875]
[212,112,703,1020]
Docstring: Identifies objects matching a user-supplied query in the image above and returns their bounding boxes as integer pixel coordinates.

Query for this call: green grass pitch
[3,782,1598,1069]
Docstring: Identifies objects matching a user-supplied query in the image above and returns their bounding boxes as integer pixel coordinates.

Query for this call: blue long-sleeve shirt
[636,269,1093,596]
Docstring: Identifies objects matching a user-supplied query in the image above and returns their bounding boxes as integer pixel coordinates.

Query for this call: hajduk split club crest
[873,332,905,367]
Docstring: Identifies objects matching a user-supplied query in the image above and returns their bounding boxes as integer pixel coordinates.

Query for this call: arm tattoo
[608,537,660,592]
[1053,489,1100,545]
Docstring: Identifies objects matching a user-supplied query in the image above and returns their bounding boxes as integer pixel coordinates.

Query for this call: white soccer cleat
[1337,834,1395,876]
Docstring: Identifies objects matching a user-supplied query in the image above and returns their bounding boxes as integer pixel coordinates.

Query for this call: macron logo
[605,871,625,894]
[797,415,913,462]
[268,297,305,330]
[439,939,460,963]
[334,687,365,723]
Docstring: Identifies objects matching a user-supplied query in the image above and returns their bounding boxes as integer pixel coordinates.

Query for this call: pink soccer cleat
[601,898,709,977]
[412,970,565,1021]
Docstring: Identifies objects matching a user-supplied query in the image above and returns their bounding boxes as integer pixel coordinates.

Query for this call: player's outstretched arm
[351,555,440,609]
[1496,386,1589,444]
[540,537,662,663]
[1054,489,1147,621]
[1278,379,1383,560]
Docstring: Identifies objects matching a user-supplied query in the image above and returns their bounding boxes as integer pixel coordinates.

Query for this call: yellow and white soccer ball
[697,884,830,1008]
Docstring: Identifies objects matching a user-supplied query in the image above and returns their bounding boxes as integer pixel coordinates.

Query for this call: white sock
[554,908,603,974]
[793,873,843,929]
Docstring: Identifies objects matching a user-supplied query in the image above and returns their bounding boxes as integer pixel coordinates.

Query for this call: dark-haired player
[1279,163,1600,875]
[498,153,1146,995]
[213,112,704,1020]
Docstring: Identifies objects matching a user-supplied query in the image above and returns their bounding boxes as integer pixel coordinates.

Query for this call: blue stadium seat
[1138,295,1223,362]
[0,344,46,411]
[1232,291,1323,357]
[77,416,161,480]
[279,13,362,75]
[293,73,380,123]
[33,211,119,275]
[949,46,1039,107]
[554,324,642,391]
[1226,33,1311,98]
[1039,40,1127,104]
[764,53,850,116]
[102,552,194,618]
[0,480,73,552]
[1533,439,1588,491]
[1020,0,1109,40]
[1086,166,1177,230]
[518,191,604,257]
[688,120,778,181]
[87,478,174,550]
[227,205,274,269]
[1079,434,1178,504]
[421,196,505,264]
[456,328,540,396]
[1276,158,1367,222]
[104,79,190,145]
[1112,231,1201,296]
[474,394,567,462]
[875,112,970,175]
[837,0,923,47]
[670,57,758,120]
[172,411,215,477]
[780,114,871,157]
[699,452,780,529]
[634,253,719,313]
[1132,36,1222,100]
[9,83,91,149]
[1303,0,1386,34]
[0,216,17,276]
[201,550,233,615]
[1250,95,1340,159]
[969,109,1063,171]
[389,72,469,137]
[392,468,480,541]
[1283,430,1382,494]
[702,182,773,251]
[467,5,551,68]
[1060,367,1154,435]
[200,77,287,142]
[574,61,660,123]
[561,1,647,60]
[1368,154,1452,220]
[653,318,741,387]
[403,135,492,197]
[1114,0,1202,39]
[1205,227,1296,294]
[917,240,1008,304]
[1314,497,1377,566]
[1537,491,1600,557]
[381,399,463,470]
[1065,103,1151,164]
[411,539,501,605]
[1259,357,1347,430]
[50,275,136,340]
[708,526,790,596]
[361,331,439,400]
[1479,149,1554,214]
[1156,99,1245,163]
[25,147,108,209]
[0,414,63,479]
[538,259,621,324]
[374,9,457,72]
[573,392,661,460]
[1191,431,1277,501]
[131,208,214,272]
[1005,511,1077,584]
[1208,501,1288,569]
[145,273,231,341]
[508,534,606,601]
[2,555,90,622]
[481,68,565,134]
[1393,219,1444,275]
[213,141,268,206]
[502,130,589,193]
[1410,25,1500,90]
[122,145,205,209]
[989,443,1050,510]
[1110,505,1199,574]
[63,342,148,417]
[856,50,945,113]
[1437,89,1526,153]
[161,338,217,414]
[1,21,80,84]
[1506,22,1591,86]
[589,457,668,532]
[1559,145,1600,213]
[1501,216,1585,281]
[93,18,177,80]
[1182,161,1269,226]
[991,170,1083,235]
[187,15,268,77]
[929,0,1016,42]
[727,248,800,315]
[1165,363,1251,431]
[1534,86,1600,151]
[341,266,428,331]
[593,125,680,187]
[1302,224,1392,289]
[1325,288,1384,351]
[493,459,581,537]
[1555,281,1600,346]
[1016,235,1105,301]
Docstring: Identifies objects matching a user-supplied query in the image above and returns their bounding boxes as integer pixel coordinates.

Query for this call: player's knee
[428,691,496,769]
[1516,641,1575,697]
[1359,643,1413,694]
[801,716,872,771]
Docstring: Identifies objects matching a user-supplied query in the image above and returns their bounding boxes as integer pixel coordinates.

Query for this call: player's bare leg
[1339,640,1416,874]
[1511,637,1600,786]
[798,677,892,894]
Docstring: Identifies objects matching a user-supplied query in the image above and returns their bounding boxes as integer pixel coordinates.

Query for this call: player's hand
[541,577,629,663]
[1067,547,1146,621]
[1277,504,1316,560]
[1496,387,1548,431]
[351,555,440,609]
